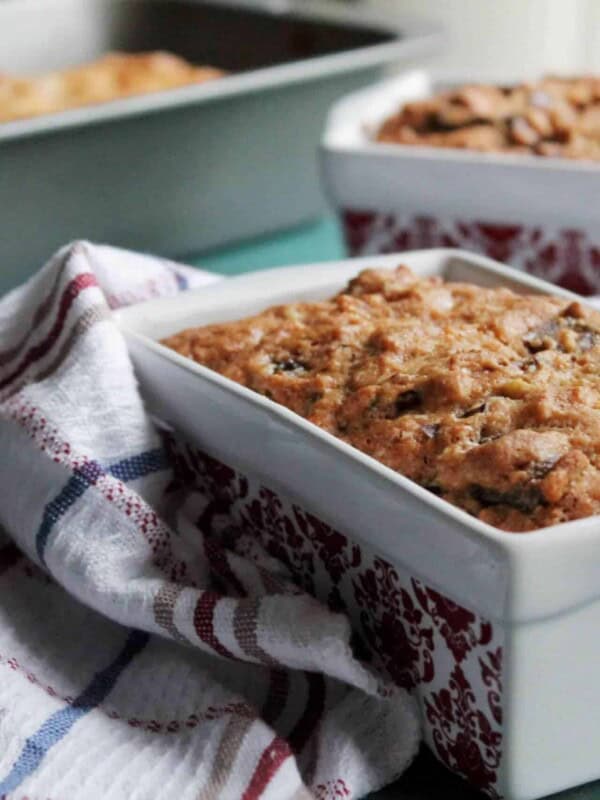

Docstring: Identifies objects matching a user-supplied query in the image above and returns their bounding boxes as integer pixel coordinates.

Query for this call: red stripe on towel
[193,591,236,660]
[241,736,292,800]
[0,273,98,391]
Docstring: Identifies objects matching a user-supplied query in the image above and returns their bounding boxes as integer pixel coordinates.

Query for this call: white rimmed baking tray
[0,0,440,294]
[117,249,600,800]
[321,70,600,297]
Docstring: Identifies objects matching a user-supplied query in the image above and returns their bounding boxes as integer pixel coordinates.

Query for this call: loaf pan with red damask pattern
[321,71,600,296]
[116,249,600,800]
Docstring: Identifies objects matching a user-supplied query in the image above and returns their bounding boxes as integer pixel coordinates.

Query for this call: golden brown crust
[162,267,600,532]
[0,52,223,122]
[376,75,600,161]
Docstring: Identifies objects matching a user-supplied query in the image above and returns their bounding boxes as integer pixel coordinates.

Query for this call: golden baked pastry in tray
[0,51,224,122]
[163,265,600,532]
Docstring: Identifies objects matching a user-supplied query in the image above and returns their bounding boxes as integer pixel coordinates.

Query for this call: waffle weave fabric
[0,242,419,800]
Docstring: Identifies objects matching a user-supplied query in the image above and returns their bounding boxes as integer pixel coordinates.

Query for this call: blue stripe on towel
[107,448,168,482]
[36,447,168,563]
[0,629,149,796]
[172,268,189,291]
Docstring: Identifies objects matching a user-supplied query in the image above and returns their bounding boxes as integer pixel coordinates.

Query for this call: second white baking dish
[321,71,600,297]
[117,249,600,800]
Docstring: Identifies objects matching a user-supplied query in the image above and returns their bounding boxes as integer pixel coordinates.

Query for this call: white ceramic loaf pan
[117,249,600,800]
[0,0,440,294]
[321,71,600,296]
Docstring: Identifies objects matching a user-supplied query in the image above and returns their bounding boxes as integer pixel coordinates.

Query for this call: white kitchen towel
[0,241,420,800]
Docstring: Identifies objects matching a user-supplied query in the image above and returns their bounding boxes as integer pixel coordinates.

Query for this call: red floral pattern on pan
[166,438,504,797]
[426,661,502,798]
[342,209,600,295]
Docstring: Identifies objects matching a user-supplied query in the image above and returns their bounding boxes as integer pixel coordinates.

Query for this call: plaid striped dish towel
[0,242,420,800]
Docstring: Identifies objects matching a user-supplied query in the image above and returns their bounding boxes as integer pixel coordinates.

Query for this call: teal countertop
[188,216,345,276]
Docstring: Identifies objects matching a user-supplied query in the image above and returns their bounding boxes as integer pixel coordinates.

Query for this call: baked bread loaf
[163,266,600,532]
[377,75,600,160]
[0,52,223,122]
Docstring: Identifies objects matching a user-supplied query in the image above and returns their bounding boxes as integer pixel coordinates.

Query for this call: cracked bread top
[162,266,600,532]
